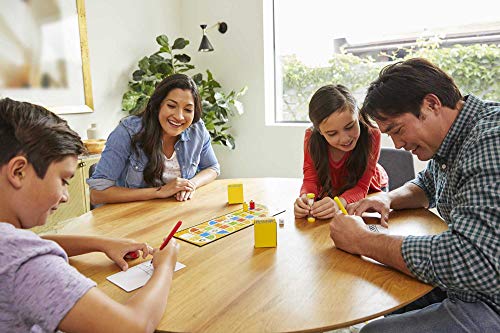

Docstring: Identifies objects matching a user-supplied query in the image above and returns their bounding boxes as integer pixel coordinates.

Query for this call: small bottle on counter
[87,123,99,140]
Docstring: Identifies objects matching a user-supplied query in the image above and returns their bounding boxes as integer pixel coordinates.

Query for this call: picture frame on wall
[0,0,93,114]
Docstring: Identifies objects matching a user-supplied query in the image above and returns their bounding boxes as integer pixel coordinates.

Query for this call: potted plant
[122,35,246,149]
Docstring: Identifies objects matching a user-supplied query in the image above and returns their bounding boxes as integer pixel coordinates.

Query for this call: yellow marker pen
[334,196,348,215]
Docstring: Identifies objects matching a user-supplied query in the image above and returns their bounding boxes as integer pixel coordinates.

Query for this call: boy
[0,98,180,332]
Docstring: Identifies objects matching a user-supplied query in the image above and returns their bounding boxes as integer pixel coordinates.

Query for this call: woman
[88,74,219,204]
[294,84,388,220]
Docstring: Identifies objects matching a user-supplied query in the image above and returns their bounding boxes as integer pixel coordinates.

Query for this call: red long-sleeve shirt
[300,127,388,204]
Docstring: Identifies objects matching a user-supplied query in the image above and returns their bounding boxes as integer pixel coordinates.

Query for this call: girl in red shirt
[294,84,388,220]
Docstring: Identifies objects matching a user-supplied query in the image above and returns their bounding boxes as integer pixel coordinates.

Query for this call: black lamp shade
[199,34,214,52]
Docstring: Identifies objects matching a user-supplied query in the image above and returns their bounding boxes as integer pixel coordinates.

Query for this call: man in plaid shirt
[329,58,499,332]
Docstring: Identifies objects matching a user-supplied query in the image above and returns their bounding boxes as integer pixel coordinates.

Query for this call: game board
[174,204,271,247]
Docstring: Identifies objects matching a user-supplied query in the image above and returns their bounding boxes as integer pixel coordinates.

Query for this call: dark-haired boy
[0,98,180,332]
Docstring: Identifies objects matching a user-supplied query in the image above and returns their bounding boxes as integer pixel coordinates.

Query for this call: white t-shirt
[162,151,182,184]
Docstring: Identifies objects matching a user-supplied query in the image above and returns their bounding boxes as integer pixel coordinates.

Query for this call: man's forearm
[359,233,413,276]
[389,183,429,210]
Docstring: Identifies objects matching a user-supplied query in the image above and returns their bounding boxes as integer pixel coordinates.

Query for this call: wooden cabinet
[33,155,100,234]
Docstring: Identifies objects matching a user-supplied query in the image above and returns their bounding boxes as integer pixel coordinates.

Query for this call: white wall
[179,0,306,179]
[179,0,425,178]
[60,0,182,139]
[62,0,425,178]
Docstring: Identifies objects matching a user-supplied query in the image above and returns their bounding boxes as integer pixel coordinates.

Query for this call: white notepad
[107,260,186,292]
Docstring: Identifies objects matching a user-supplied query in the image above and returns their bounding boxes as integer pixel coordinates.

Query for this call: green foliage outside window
[281,39,500,122]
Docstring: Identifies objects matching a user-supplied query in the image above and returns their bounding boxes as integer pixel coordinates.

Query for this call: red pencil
[160,221,182,250]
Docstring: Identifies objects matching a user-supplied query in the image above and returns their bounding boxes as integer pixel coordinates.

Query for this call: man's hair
[0,98,86,178]
[362,58,462,120]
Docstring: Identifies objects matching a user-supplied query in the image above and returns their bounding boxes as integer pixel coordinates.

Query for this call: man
[329,58,499,332]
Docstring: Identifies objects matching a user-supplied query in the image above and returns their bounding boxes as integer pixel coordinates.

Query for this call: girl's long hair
[308,84,374,198]
[131,74,202,187]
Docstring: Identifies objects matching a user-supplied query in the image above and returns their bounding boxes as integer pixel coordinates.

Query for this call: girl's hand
[157,177,195,198]
[152,239,180,271]
[176,189,194,201]
[294,194,310,218]
[311,197,339,219]
[101,238,154,271]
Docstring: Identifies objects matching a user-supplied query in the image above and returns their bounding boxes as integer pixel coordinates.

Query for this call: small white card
[107,260,186,292]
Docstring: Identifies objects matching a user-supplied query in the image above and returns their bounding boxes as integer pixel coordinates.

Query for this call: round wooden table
[59,178,447,332]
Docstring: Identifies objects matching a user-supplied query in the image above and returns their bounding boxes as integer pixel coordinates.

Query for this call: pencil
[334,196,348,215]
[160,221,183,250]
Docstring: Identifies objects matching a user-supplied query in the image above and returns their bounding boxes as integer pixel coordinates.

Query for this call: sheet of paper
[107,260,185,292]
[366,224,389,234]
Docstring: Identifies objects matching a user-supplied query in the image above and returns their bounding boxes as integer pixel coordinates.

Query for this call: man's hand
[329,211,370,255]
[346,193,391,227]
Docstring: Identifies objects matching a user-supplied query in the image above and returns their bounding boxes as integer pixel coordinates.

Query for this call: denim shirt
[87,116,220,191]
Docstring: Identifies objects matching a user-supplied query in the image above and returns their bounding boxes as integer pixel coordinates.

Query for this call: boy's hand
[152,239,180,271]
[101,239,154,271]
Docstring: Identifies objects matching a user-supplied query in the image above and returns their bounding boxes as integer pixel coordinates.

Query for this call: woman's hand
[294,194,310,218]
[311,197,339,219]
[100,238,154,271]
[157,177,196,198]
[176,189,194,201]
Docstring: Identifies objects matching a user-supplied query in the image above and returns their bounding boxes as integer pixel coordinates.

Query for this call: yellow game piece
[227,183,244,204]
[307,217,316,223]
[334,196,348,215]
[242,202,249,212]
[254,217,277,248]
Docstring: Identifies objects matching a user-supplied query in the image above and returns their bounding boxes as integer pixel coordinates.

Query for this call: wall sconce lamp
[198,22,228,52]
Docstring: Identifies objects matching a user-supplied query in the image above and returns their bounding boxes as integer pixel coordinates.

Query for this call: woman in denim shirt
[88,74,220,204]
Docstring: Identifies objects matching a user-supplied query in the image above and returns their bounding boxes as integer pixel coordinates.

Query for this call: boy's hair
[362,58,462,120]
[308,84,374,198]
[0,98,86,179]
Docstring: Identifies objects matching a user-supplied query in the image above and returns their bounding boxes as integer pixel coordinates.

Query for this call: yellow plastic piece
[306,193,315,199]
[307,217,316,223]
[227,183,244,204]
[242,202,249,212]
[254,217,277,248]
[334,196,348,215]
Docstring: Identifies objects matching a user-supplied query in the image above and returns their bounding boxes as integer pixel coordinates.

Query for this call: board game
[174,204,271,247]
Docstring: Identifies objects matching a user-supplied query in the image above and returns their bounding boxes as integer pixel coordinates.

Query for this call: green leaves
[281,41,500,121]
[121,34,246,149]
[172,38,189,50]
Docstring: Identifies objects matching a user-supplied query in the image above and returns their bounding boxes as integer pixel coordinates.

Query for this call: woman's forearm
[90,186,160,205]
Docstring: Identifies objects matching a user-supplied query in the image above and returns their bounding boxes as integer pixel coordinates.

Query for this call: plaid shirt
[402,95,500,314]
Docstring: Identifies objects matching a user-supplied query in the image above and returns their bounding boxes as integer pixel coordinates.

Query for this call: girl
[294,84,388,219]
[88,74,219,204]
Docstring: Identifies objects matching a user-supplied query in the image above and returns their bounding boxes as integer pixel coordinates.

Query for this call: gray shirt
[0,223,96,332]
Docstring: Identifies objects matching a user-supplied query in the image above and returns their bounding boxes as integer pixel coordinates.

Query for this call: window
[273,0,500,123]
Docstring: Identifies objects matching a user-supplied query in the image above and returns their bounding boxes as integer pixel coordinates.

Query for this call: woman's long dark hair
[131,74,202,187]
[308,84,374,198]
